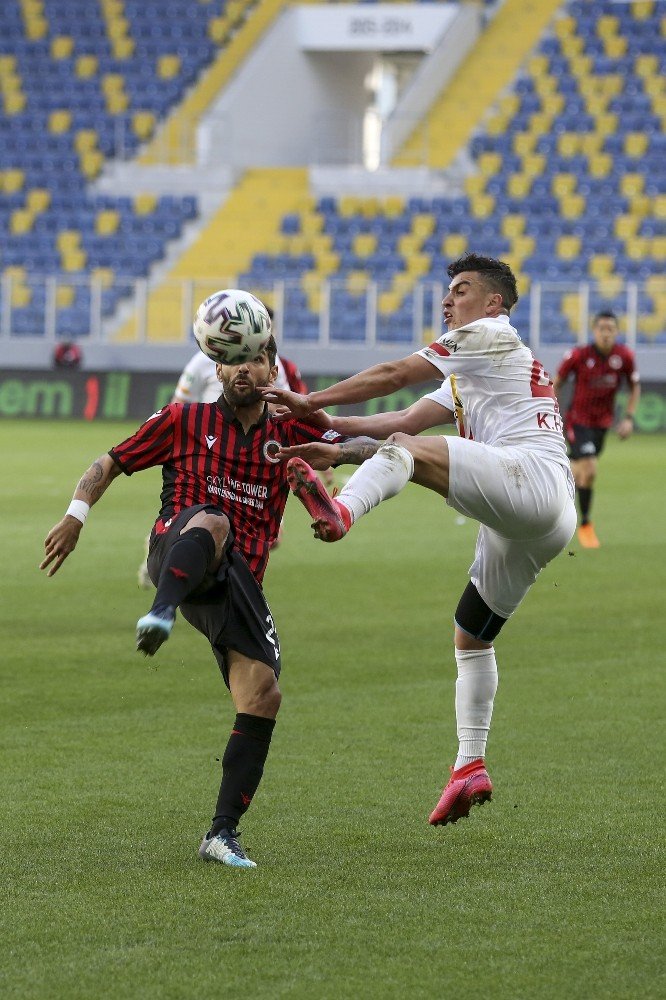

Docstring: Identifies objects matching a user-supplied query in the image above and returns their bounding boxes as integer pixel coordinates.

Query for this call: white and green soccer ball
[193,288,272,365]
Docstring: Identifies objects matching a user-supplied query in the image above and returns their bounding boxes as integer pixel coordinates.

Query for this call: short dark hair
[265,334,278,367]
[447,253,519,311]
[592,309,618,326]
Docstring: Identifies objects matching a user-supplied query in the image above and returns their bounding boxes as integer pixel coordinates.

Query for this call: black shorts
[567,424,607,460]
[147,504,281,687]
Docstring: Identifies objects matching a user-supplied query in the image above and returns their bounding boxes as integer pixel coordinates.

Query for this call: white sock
[454,647,498,770]
[336,443,414,524]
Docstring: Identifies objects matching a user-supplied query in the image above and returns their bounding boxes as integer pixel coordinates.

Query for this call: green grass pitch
[1,420,664,999]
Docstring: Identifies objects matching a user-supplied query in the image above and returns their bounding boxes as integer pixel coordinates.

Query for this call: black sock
[577,487,592,525]
[211,713,276,834]
[152,528,216,610]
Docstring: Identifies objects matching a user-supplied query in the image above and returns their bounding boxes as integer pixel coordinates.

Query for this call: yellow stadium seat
[588,255,615,279]
[534,75,558,97]
[51,36,74,59]
[614,215,639,239]
[407,254,431,277]
[91,267,115,288]
[107,18,130,41]
[26,188,50,213]
[359,199,380,220]
[530,112,553,135]
[338,196,360,219]
[464,175,486,197]
[286,235,309,256]
[112,38,135,59]
[560,194,585,220]
[0,56,17,73]
[208,16,230,44]
[523,153,545,177]
[76,55,98,78]
[74,129,98,154]
[568,54,593,76]
[514,133,537,157]
[498,94,520,119]
[11,284,32,308]
[477,152,502,177]
[10,209,34,235]
[651,237,666,261]
[588,153,612,179]
[346,271,369,294]
[26,19,48,41]
[557,133,580,158]
[3,169,24,193]
[315,252,339,276]
[384,195,405,219]
[632,2,654,19]
[311,233,333,256]
[48,110,72,134]
[620,174,645,197]
[597,15,619,37]
[226,1,244,26]
[134,193,158,216]
[57,231,81,252]
[554,15,576,38]
[501,215,525,238]
[398,235,421,257]
[62,249,87,271]
[133,111,156,141]
[560,35,584,57]
[56,285,75,309]
[81,150,104,178]
[595,112,618,134]
[557,235,581,260]
[541,93,565,116]
[552,174,577,197]
[96,210,120,236]
[158,55,181,80]
[635,54,658,77]
[352,234,377,258]
[485,113,510,138]
[604,36,628,59]
[625,132,649,157]
[469,194,495,219]
[507,174,532,199]
[597,276,624,298]
[580,133,604,156]
[442,234,468,258]
[585,95,610,116]
[106,91,129,114]
[4,92,26,115]
[527,54,549,77]
[630,193,651,217]
[653,195,666,220]
[300,213,323,236]
[378,291,401,316]
[626,238,649,260]
[412,214,435,238]
[102,73,125,94]
[512,235,535,259]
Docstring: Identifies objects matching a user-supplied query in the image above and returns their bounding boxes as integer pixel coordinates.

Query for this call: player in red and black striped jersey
[554,310,640,548]
[40,335,368,869]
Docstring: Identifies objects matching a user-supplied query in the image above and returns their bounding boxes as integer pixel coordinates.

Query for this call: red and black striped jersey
[556,343,638,429]
[109,398,344,583]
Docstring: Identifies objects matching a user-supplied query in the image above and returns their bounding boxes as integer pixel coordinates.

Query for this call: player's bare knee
[244,678,282,718]
[182,511,230,562]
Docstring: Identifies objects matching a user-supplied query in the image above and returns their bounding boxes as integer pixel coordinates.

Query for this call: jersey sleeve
[282,357,309,395]
[423,379,454,411]
[623,348,640,384]
[109,405,175,474]
[416,319,516,378]
[557,348,578,380]
[284,419,346,447]
[173,353,204,403]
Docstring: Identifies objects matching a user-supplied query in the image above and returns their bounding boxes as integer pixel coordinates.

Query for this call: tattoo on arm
[337,437,381,465]
[76,457,108,503]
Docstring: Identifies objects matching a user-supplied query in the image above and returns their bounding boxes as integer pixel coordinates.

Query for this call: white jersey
[417,315,569,470]
[173,351,293,404]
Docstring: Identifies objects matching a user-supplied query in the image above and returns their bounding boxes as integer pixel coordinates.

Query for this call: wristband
[66,499,90,524]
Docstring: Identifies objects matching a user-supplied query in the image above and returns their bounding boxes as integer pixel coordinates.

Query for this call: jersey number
[531,360,556,400]
[265,614,280,661]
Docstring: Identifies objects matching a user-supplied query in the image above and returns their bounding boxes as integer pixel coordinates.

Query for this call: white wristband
[66,499,90,525]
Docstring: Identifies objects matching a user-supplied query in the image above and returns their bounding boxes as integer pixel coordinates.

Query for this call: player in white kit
[262,254,577,828]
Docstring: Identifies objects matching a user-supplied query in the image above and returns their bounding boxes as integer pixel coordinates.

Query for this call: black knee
[455,582,507,642]
[179,527,217,567]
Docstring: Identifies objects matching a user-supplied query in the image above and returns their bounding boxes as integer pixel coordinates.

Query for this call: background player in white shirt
[263,253,577,829]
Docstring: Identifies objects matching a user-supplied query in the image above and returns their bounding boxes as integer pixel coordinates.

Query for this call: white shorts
[446,437,577,619]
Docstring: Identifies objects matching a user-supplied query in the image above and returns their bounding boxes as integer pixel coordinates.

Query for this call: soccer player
[40,336,363,869]
[262,253,577,828]
[137,317,316,587]
[553,310,640,548]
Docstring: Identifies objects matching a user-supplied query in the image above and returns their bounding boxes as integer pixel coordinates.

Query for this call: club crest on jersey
[263,440,281,464]
[609,355,622,369]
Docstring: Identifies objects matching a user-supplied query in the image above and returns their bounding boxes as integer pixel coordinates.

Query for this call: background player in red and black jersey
[554,310,640,548]
[40,335,370,869]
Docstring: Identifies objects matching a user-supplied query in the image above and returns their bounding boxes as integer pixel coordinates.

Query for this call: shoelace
[218,829,247,858]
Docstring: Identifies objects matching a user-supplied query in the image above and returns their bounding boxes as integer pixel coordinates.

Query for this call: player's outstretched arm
[278,436,383,469]
[261,354,437,415]
[328,397,455,439]
[40,454,122,577]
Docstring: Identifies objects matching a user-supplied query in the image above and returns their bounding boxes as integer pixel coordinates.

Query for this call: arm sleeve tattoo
[76,458,107,503]
[337,436,381,466]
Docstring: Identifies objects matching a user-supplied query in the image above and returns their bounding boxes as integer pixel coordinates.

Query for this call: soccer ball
[193,288,272,365]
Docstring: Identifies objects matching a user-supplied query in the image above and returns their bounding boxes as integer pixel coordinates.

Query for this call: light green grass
[1,422,664,999]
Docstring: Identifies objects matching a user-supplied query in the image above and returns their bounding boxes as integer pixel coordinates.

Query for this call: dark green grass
[1,422,664,999]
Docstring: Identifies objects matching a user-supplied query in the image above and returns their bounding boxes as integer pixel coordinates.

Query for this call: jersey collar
[216,393,269,430]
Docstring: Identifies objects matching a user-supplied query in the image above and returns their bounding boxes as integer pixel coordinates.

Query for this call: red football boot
[429,759,493,826]
[286,458,351,542]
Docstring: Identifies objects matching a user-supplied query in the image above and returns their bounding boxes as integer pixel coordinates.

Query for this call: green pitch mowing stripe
[1,422,664,999]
